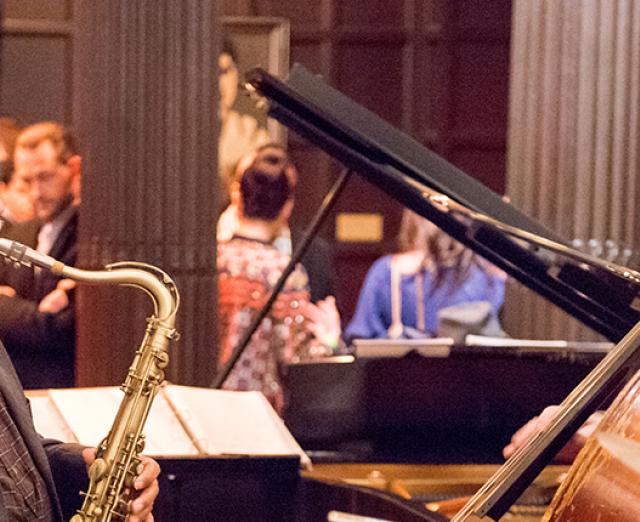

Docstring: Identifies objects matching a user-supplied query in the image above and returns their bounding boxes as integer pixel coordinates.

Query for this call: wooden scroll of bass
[449,319,640,521]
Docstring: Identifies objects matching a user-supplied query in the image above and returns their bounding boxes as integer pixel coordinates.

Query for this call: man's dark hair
[240,164,290,220]
[15,121,78,164]
[222,38,237,62]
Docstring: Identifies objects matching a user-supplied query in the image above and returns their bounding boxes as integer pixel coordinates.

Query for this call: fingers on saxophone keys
[134,456,161,490]
[128,480,158,521]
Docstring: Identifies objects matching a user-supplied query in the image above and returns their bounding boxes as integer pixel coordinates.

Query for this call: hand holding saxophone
[81,448,160,522]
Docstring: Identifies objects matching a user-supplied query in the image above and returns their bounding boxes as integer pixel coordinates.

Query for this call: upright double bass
[542,379,640,521]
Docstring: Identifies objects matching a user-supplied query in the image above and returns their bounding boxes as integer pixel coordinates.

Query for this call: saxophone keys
[88,457,109,482]
[136,435,146,453]
[155,350,169,369]
[125,456,143,488]
[152,370,165,384]
[124,471,136,488]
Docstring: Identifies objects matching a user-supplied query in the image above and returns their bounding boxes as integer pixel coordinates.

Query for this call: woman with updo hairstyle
[217,143,295,242]
[217,162,338,414]
[239,163,290,221]
[343,208,506,341]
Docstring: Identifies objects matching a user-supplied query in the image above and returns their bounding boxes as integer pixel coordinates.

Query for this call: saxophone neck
[0,237,180,323]
[62,261,180,324]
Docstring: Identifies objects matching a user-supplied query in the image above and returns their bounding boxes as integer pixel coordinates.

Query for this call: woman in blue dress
[343,210,506,341]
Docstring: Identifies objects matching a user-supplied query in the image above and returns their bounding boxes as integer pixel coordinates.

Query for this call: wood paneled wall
[1,1,221,386]
[72,1,220,386]
[0,0,73,124]
[1,1,511,384]
[223,0,513,320]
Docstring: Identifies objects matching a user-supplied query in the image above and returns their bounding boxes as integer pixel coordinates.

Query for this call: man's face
[14,141,75,222]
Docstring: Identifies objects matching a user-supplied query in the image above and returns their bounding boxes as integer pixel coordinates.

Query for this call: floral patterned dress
[217,236,313,413]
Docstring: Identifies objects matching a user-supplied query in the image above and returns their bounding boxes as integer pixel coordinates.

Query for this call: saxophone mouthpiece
[0,238,61,272]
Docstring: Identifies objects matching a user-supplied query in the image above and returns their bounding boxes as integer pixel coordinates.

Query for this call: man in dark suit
[0,122,80,388]
[0,123,161,521]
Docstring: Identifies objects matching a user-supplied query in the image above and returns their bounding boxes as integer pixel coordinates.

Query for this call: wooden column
[504,0,640,340]
[73,1,220,385]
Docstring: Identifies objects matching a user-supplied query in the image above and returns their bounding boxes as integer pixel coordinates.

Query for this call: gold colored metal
[67,261,179,522]
[0,238,180,522]
[242,81,269,111]
[305,463,566,522]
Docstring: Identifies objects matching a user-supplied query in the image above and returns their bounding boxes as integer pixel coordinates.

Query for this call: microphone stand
[212,167,353,389]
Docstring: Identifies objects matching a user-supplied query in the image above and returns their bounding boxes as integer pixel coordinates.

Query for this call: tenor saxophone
[0,238,180,522]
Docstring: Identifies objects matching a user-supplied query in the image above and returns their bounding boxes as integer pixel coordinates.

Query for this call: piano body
[185,65,640,521]
[284,341,609,464]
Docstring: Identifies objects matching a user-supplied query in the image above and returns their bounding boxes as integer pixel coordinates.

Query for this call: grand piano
[245,64,640,342]
[192,65,640,521]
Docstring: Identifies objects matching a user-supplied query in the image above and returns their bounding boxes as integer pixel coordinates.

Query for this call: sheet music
[27,385,309,465]
[27,394,77,443]
[162,385,310,467]
[353,338,454,358]
[47,387,199,456]
[145,392,200,455]
[48,387,119,445]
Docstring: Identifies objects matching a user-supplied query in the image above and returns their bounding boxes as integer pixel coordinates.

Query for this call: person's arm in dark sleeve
[42,439,88,520]
[0,294,74,353]
[301,235,337,303]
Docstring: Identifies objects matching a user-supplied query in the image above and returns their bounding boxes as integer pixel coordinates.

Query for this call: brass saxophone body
[0,239,180,522]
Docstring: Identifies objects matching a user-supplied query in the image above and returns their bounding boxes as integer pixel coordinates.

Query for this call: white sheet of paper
[163,385,310,466]
[27,395,77,443]
[144,392,200,456]
[48,387,199,455]
[27,385,307,464]
[49,387,120,446]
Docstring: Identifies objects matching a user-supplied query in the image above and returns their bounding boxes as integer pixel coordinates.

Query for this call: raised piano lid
[246,64,640,342]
